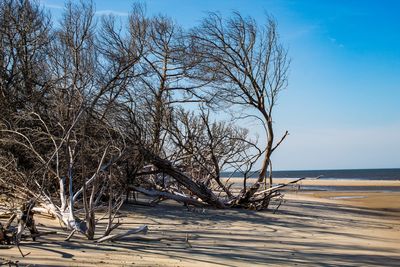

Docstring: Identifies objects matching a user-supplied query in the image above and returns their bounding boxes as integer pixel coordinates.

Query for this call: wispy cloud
[95,10,129,17]
[45,3,63,9]
[329,37,344,48]
[283,24,319,41]
[39,0,63,10]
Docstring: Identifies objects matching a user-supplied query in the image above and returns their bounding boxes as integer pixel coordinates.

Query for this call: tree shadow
[6,198,399,266]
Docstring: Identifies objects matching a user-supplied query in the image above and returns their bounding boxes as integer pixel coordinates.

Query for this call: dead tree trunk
[16,200,38,242]
[142,148,225,208]
[130,186,206,207]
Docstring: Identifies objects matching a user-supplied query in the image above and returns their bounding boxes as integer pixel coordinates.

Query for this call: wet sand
[275,178,400,187]
[225,177,400,188]
[1,180,400,266]
[297,191,400,211]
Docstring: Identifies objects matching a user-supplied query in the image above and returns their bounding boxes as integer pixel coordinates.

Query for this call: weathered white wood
[253,176,322,197]
[96,225,148,243]
[131,186,205,207]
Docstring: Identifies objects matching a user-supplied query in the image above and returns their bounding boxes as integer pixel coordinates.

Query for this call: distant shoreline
[221,168,400,180]
[222,177,400,193]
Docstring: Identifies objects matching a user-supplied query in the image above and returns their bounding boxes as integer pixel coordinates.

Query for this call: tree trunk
[141,148,225,208]
[238,118,274,204]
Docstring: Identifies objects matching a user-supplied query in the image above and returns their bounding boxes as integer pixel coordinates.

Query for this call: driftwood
[220,176,321,209]
[0,223,11,245]
[30,208,56,219]
[128,200,157,207]
[96,225,148,243]
[27,231,57,239]
[0,212,13,219]
[133,148,321,210]
[136,140,323,211]
[253,176,322,197]
[185,233,192,248]
[121,235,163,242]
[142,148,225,208]
[65,229,76,241]
[0,200,52,249]
[5,214,16,229]
[16,200,39,242]
[130,186,205,207]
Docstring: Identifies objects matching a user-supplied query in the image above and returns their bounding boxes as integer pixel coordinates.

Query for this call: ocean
[221,168,400,192]
[221,168,400,180]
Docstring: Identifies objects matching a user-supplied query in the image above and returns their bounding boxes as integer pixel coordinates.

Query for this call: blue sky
[40,0,400,170]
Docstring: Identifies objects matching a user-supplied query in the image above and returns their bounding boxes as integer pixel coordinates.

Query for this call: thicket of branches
[0,0,290,240]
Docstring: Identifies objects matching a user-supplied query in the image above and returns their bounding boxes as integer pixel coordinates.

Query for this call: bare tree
[167,107,261,199]
[0,0,51,118]
[0,1,142,240]
[0,1,298,228]
[190,12,290,207]
[127,12,207,156]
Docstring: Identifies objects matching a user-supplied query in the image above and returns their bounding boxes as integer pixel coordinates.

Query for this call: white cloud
[45,3,63,9]
[39,0,63,10]
[329,36,344,48]
[284,24,319,41]
[95,10,129,17]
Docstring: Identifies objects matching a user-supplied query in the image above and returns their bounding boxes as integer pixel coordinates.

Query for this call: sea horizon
[221,168,400,181]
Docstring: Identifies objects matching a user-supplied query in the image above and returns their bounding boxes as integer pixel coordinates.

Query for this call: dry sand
[1,180,400,266]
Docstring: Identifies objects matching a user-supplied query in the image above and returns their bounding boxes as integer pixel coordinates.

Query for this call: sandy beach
[1,180,400,266]
[0,0,398,266]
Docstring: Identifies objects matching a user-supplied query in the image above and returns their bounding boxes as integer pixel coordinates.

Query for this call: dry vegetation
[0,0,298,251]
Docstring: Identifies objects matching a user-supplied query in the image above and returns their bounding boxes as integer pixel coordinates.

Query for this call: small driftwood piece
[185,233,192,248]
[16,200,39,242]
[5,214,16,229]
[31,208,56,219]
[0,200,42,257]
[124,235,163,242]
[131,186,205,207]
[96,225,148,243]
[26,231,57,239]
[0,223,11,245]
[129,200,156,207]
[0,212,13,219]
[253,176,322,197]
[65,229,76,241]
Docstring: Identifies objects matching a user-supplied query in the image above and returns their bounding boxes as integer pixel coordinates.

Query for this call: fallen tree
[130,152,321,210]
[0,2,299,244]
